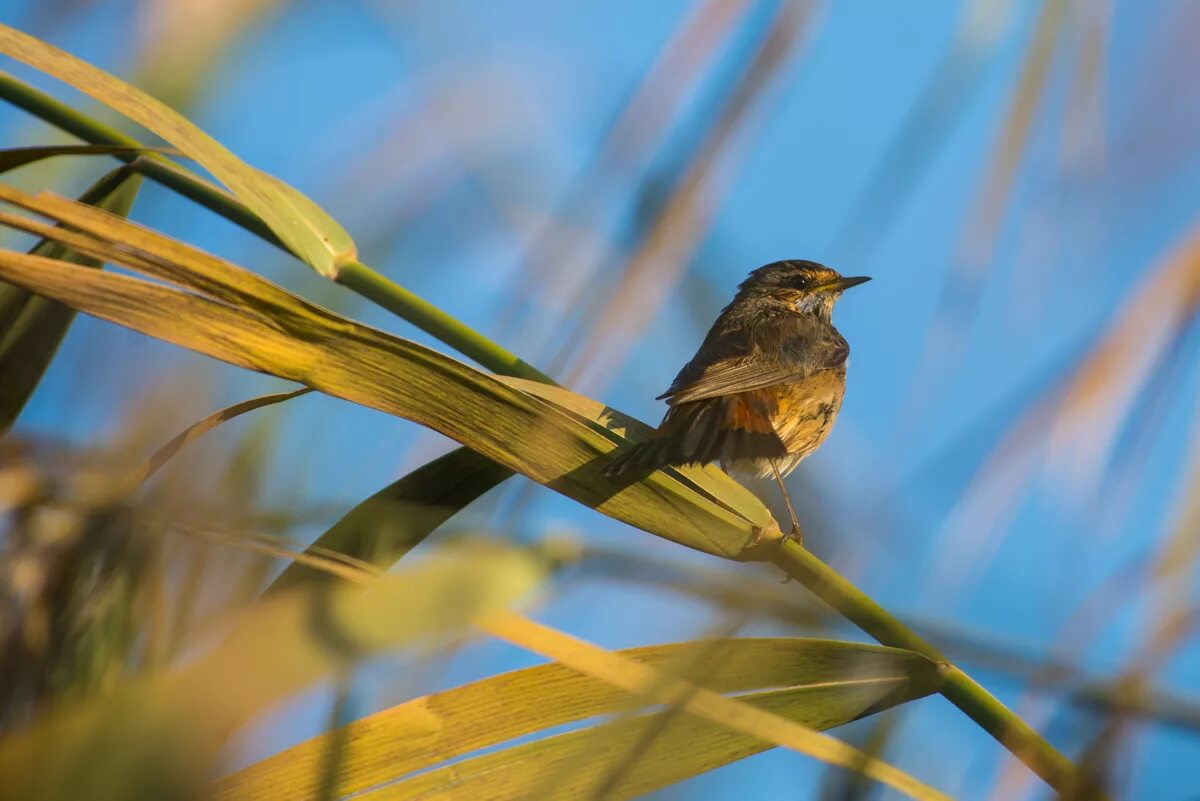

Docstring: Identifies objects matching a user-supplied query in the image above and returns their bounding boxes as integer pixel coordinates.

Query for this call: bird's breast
[768,367,846,462]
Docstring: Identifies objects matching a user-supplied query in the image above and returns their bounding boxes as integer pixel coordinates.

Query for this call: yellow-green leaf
[477,611,951,801]
[213,637,942,801]
[0,188,782,558]
[128,386,312,487]
[0,167,141,432]
[270,446,514,592]
[500,375,774,531]
[0,23,355,276]
[384,687,916,801]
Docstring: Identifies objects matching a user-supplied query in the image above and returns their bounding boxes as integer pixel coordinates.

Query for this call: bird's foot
[777,524,804,584]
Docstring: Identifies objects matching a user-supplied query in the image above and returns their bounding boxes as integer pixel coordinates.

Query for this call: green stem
[0,71,549,383]
[335,260,552,383]
[1,68,1093,797]
[772,542,1093,798]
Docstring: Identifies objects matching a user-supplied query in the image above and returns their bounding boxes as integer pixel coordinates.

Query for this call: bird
[605,260,870,545]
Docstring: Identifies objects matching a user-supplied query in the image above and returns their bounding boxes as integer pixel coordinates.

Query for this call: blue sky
[4,1,1200,798]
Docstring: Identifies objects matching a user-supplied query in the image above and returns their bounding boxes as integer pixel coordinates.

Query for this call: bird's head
[737,259,870,320]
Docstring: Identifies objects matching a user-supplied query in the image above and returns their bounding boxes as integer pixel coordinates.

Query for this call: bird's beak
[821,275,872,292]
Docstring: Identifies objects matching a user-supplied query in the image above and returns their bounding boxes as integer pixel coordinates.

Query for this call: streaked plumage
[607,260,868,481]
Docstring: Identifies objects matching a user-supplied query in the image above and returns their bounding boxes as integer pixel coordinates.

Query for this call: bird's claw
[776,524,803,583]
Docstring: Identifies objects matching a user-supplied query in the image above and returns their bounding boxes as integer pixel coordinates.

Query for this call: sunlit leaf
[386,688,912,801]
[214,637,942,801]
[0,187,781,558]
[0,70,562,382]
[475,612,950,801]
[0,23,355,277]
[500,376,772,530]
[0,167,141,433]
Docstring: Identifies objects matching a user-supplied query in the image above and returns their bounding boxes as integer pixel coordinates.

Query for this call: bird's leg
[770,461,804,547]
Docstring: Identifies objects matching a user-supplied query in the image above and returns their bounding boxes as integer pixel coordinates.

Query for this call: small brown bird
[606,260,870,544]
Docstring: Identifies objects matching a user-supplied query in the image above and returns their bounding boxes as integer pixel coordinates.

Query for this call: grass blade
[0,70,552,381]
[500,375,771,531]
[269,446,514,592]
[476,612,951,801]
[384,688,910,801]
[0,236,775,558]
[0,167,141,432]
[127,386,312,487]
[0,23,355,277]
[214,637,942,801]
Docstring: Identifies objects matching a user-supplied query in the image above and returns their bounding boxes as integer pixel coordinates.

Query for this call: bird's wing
[658,317,847,406]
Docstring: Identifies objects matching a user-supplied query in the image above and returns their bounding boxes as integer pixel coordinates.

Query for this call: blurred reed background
[1,0,1199,799]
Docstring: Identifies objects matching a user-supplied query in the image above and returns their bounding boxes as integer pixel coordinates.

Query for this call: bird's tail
[603,396,786,477]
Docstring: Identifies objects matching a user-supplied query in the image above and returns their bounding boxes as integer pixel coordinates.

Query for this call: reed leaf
[0,167,140,433]
[0,188,778,558]
[0,70,553,381]
[475,611,951,801]
[380,687,910,801]
[215,637,942,801]
[0,23,355,277]
[269,446,513,592]
[128,387,312,487]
